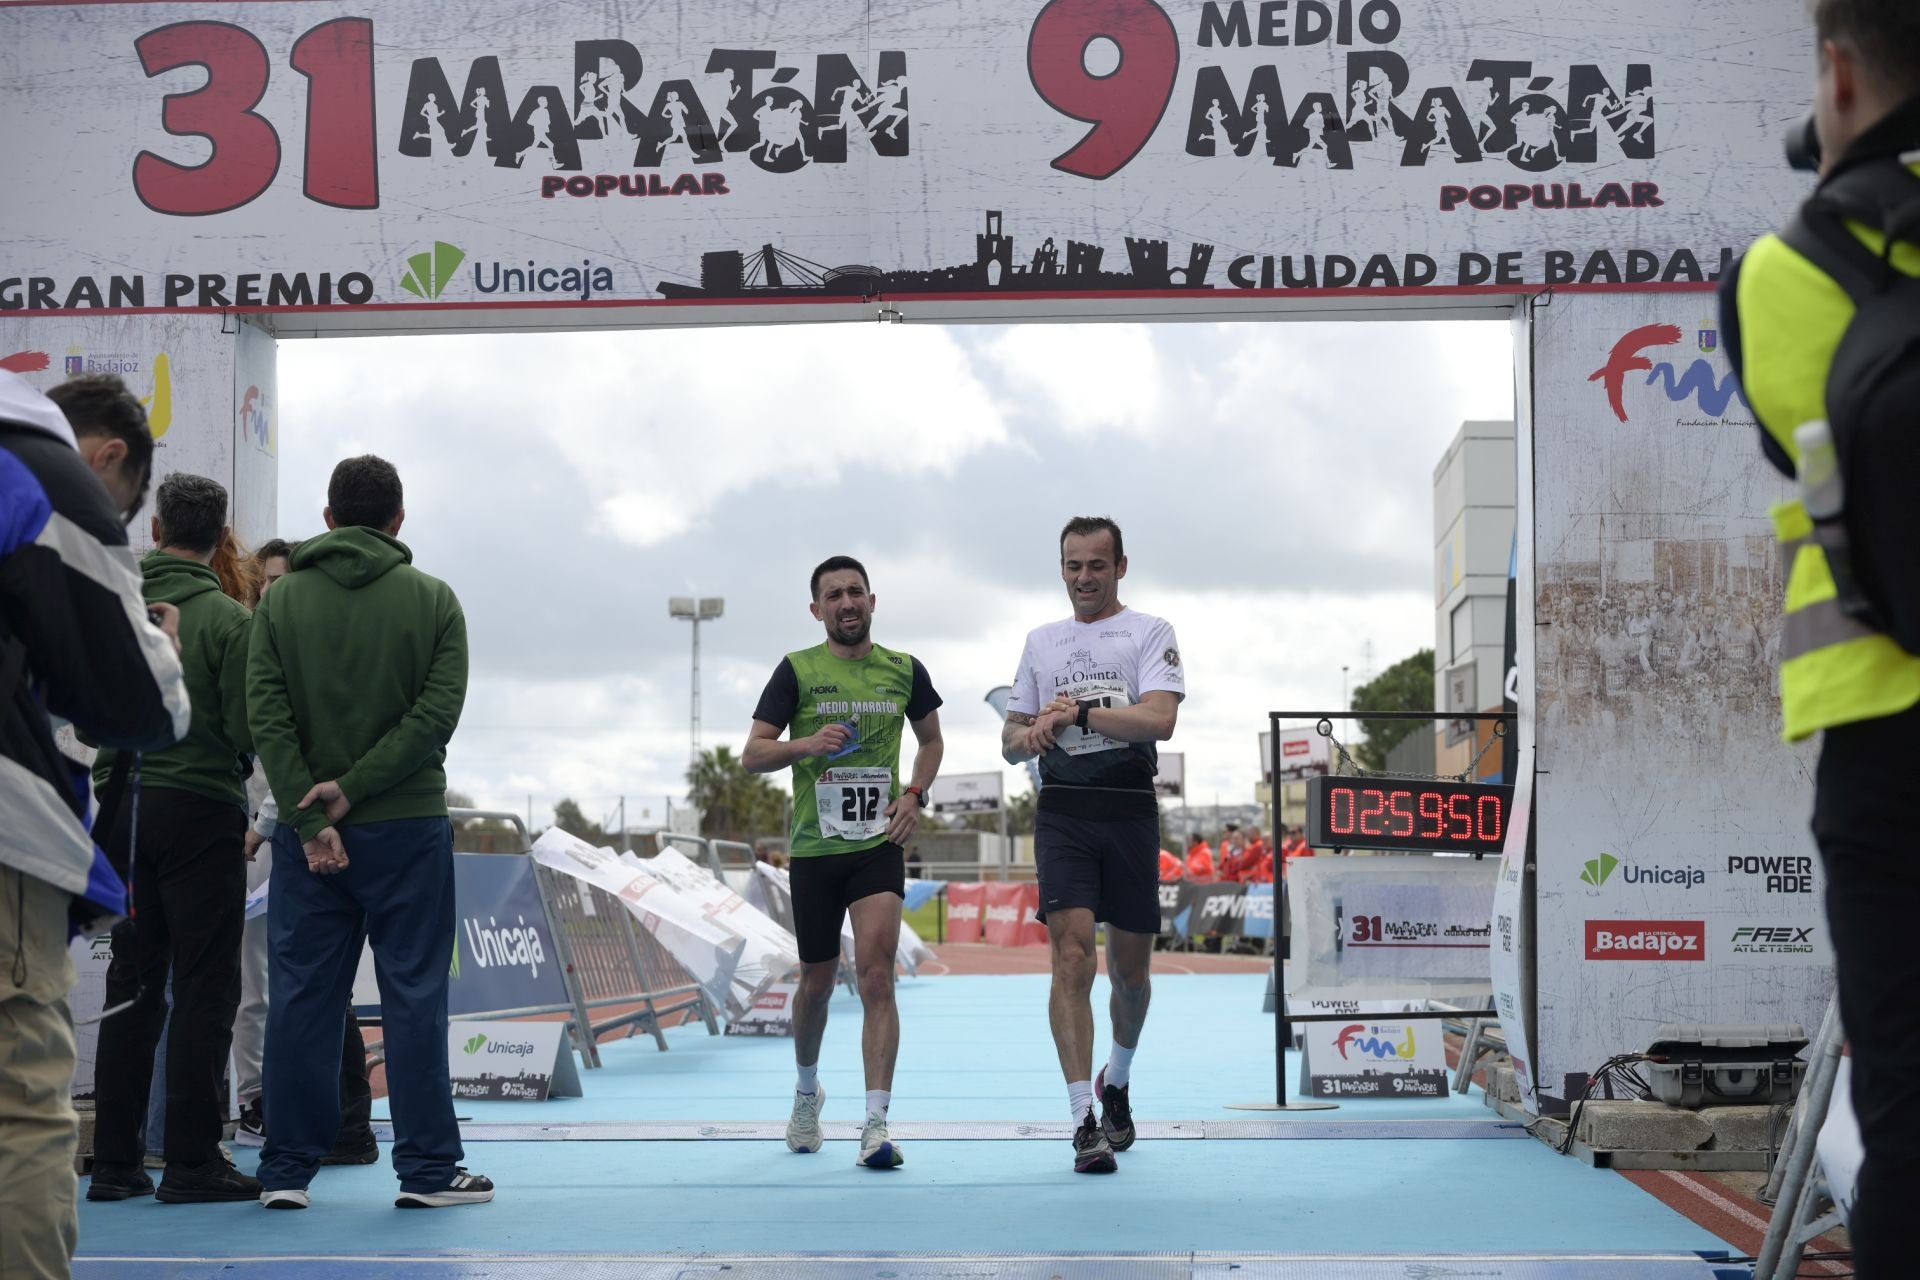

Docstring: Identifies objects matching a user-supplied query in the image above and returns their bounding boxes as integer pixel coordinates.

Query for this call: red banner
[981,883,1047,947]
[946,882,985,944]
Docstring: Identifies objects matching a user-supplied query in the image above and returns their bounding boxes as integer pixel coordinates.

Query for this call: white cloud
[981,324,1165,435]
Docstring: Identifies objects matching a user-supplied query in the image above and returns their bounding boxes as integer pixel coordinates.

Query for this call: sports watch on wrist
[904,784,926,804]
[1074,701,1092,731]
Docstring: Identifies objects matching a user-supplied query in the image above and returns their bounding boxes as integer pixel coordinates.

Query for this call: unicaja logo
[463,1032,488,1054]
[1581,853,1619,886]
[400,241,466,300]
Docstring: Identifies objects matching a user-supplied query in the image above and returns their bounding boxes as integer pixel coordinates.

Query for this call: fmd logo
[1589,323,1749,424]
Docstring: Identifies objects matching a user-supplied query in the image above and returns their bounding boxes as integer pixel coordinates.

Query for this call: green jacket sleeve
[336,593,468,812]
[247,593,323,842]
[220,611,253,759]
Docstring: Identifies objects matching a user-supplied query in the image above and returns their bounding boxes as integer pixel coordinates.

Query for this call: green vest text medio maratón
[786,642,915,858]
[1736,176,1920,740]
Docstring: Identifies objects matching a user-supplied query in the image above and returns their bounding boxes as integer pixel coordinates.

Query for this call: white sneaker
[786,1086,825,1154]
[394,1168,494,1208]
[260,1188,310,1210]
[857,1116,903,1169]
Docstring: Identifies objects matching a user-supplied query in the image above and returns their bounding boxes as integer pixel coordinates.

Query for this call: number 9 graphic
[1027,0,1179,180]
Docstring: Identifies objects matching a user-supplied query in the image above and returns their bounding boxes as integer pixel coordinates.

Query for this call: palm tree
[687,746,789,842]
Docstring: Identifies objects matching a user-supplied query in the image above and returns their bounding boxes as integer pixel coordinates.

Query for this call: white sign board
[724,981,799,1038]
[930,771,1003,815]
[1529,291,1830,1112]
[1339,880,1495,980]
[1303,1016,1450,1099]
[448,1020,582,1101]
[1,1,1805,333]
[1264,727,1331,782]
[1154,751,1184,800]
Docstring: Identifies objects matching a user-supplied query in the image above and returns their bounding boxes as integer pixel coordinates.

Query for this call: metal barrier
[529,865,719,1062]
[446,810,719,1065]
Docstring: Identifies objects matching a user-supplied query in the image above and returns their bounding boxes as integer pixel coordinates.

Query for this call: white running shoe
[786,1086,825,1154]
[857,1116,904,1169]
[260,1188,310,1210]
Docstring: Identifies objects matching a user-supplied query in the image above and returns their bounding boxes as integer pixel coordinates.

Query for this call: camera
[1786,111,1822,172]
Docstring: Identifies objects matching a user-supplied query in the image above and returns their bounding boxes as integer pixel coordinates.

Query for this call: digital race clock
[1305,776,1514,856]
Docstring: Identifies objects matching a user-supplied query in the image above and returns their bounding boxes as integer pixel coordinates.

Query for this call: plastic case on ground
[1644,1023,1809,1109]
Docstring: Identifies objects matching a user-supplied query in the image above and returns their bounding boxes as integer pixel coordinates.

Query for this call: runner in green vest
[744,555,943,1170]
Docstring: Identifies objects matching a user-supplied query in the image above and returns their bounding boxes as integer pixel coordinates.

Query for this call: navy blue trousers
[258,817,462,1193]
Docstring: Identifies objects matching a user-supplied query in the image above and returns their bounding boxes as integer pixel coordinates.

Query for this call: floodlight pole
[669,597,725,769]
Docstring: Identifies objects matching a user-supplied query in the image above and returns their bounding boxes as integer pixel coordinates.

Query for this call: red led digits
[1447,792,1472,839]
[134,22,282,215]
[1418,790,1444,838]
[1330,787,1356,835]
[1358,788,1387,835]
[291,18,378,209]
[1388,790,1414,837]
[1477,794,1503,843]
[1027,0,1179,180]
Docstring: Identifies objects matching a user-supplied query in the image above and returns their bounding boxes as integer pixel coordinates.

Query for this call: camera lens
[1785,111,1823,172]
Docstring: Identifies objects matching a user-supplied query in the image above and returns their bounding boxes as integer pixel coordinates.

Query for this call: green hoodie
[247,526,468,843]
[93,551,253,806]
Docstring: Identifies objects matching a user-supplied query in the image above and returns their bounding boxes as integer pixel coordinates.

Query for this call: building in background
[1432,420,1516,780]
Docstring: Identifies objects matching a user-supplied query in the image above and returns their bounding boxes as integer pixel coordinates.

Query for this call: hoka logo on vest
[1589,323,1748,424]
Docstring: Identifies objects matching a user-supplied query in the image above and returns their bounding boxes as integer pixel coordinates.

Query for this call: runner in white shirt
[1001,517,1184,1174]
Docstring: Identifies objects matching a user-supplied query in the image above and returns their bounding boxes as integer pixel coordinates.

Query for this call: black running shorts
[788,841,906,964]
[1034,810,1162,934]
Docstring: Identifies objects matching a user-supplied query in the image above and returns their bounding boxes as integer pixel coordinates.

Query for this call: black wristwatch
[1074,700,1092,731]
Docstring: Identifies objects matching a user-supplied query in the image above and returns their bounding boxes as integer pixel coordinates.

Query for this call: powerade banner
[1163,881,1275,938]
[1,0,1806,330]
[447,854,572,1018]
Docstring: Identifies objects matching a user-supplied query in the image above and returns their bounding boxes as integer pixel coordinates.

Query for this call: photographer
[1721,2,1920,1272]
[0,371,187,1280]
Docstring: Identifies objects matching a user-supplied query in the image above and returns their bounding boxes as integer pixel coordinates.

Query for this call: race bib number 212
[818,767,892,841]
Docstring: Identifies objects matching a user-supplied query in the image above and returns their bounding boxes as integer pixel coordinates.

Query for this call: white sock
[796,1063,819,1095]
[1105,1042,1137,1090]
[1068,1079,1094,1124]
[865,1089,891,1120]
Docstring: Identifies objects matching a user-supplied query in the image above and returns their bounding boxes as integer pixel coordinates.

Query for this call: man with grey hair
[87,473,261,1204]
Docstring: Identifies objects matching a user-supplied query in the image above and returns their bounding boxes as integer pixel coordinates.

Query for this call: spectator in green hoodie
[87,472,263,1206]
[248,454,491,1211]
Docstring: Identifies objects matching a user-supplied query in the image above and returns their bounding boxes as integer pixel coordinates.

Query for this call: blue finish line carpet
[74,974,1746,1278]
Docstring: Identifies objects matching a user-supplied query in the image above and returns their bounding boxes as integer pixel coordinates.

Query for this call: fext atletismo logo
[1584,920,1706,960]
[400,241,466,300]
[1589,323,1747,424]
[1731,925,1816,955]
[1334,1024,1416,1061]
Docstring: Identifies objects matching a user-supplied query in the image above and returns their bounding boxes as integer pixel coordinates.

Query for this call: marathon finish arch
[0,0,1829,1120]
[1,0,1806,330]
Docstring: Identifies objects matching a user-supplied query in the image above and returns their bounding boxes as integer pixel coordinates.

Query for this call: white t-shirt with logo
[1007,607,1184,796]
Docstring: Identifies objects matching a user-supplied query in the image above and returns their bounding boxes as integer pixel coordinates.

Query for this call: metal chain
[1314,718,1507,783]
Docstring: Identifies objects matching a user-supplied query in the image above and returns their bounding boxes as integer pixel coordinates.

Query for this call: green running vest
[785,643,916,858]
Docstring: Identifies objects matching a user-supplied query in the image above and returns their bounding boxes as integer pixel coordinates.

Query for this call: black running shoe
[156,1156,263,1204]
[1071,1112,1117,1174]
[233,1100,265,1148]
[321,1132,379,1166]
[86,1163,154,1202]
[395,1168,494,1208]
[1095,1067,1136,1152]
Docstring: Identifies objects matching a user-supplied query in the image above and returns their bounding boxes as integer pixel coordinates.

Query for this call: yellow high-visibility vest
[1735,199,1920,741]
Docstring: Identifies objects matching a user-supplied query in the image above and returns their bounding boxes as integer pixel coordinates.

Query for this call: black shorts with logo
[1034,808,1162,935]
[788,841,906,964]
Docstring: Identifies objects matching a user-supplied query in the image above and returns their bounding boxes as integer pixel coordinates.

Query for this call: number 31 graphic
[1026,0,1179,180]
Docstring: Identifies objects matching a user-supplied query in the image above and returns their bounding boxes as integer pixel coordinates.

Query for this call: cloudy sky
[276,319,1514,832]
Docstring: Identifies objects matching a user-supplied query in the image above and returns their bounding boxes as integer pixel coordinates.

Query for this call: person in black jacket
[0,370,187,1280]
